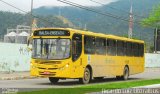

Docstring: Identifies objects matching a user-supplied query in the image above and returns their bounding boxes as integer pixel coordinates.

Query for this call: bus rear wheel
[116,67,129,80]
[49,77,59,84]
[79,67,91,84]
[122,66,129,80]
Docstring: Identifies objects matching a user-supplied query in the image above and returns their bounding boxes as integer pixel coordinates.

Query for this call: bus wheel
[122,66,129,80]
[49,77,59,84]
[79,67,91,84]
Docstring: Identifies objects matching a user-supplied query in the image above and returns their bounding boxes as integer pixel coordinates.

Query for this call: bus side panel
[90,55,111,77]
[90,55,125,77]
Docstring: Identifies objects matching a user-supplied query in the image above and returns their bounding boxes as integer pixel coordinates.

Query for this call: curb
[0,76,38,80]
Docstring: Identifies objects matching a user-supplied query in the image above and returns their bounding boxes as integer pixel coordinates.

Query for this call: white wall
[0,43,31,72]
[145,53,160,67]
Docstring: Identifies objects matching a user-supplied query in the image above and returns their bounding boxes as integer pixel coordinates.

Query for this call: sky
[0,0,117,13]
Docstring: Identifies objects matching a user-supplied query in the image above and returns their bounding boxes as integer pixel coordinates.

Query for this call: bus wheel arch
[86,65,92,79]
[79,65,92,84]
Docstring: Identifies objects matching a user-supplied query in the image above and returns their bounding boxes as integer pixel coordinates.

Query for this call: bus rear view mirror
[27,36,32,51]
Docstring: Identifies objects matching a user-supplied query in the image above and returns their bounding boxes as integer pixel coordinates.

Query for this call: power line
[57,0,140,24]
[0,0,27,13]
[0,0,63,28]
[90,0,146,19]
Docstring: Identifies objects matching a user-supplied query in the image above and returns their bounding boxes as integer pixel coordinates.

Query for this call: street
[0,68,159,89]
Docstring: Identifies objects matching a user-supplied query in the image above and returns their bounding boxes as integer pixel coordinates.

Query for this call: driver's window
[72,33,82,61]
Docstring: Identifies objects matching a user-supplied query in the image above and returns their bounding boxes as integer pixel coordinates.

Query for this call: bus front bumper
[30,64,72,78]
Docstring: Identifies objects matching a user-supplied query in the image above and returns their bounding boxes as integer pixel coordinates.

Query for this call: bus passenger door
[72,33,83,77]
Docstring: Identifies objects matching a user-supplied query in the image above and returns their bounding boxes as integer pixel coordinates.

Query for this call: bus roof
[33,28,144,43]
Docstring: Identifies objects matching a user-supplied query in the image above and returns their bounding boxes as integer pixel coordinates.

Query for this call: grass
[18,79,160,94]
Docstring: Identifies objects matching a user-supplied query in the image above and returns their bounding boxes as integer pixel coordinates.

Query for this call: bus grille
[38,67,58,70]
[35,61,61,64]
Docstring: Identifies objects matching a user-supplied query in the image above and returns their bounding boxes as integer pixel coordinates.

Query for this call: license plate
[44,71,50,74]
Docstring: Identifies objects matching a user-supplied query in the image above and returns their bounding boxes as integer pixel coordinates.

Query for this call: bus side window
[107,39,116,56]
[132,43,139,57]
[84,35,95,54]
[139,44,144,57]
[117,41,125,56]
[95,37,106,55]
[72,34,82,61]
[126,42,132,56]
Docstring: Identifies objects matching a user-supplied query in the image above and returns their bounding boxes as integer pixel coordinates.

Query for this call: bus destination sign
[34,30,70,36]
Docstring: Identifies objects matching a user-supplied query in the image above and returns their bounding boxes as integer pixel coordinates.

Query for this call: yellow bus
[28,28,144,84]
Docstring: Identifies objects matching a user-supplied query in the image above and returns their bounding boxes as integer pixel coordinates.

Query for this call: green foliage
[149,45,154,53]
[141,3,160,28]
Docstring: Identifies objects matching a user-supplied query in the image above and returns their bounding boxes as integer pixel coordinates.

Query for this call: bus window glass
[32,39,70,59]
[84,36,95,54]
[72,34,82,61]
[107,39,116,56]
[139,44,144,57]
[95,38,106,55]
[126,42,132,56]
[117,41,125,56]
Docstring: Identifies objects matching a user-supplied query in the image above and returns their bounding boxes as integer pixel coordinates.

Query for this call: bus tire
[122,66,129,80]
[79,67,91,84]
[49,77,59,84]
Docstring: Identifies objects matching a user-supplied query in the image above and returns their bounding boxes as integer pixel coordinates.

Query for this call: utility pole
[30,0,33,34]
[128,0,133,38]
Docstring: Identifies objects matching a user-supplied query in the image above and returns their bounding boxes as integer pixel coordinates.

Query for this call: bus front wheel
[49,77,59,84]
[79,67,91,84]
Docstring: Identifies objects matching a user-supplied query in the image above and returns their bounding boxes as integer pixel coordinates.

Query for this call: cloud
[0,0,117,13]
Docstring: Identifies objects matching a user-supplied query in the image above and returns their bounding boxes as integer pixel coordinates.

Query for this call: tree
[141,4,160,28]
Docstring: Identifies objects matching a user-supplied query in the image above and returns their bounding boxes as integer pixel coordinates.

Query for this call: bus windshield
[32,39,70,59]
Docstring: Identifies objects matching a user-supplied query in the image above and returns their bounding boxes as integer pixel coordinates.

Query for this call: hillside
[33,0,160,50]
[0,11,28,40]
[0,12,73,40]
[0,0,160,51]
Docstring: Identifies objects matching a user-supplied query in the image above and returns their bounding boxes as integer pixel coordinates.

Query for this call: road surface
[0,68,159,91]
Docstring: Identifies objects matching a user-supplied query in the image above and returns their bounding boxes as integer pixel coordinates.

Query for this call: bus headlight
[65,64,69,68]
[31,63,37,69]
[32,66,37,69]
[59,64,69,70]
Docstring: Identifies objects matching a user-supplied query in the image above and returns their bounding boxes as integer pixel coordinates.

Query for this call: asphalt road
[0,68,159,89]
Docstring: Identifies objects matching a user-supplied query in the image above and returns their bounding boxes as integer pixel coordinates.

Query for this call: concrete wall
[145,53,160,67]
[0,43,31,72]
[0,43,159,72]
